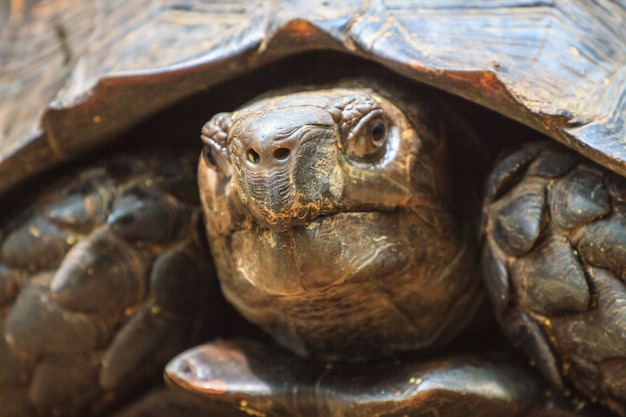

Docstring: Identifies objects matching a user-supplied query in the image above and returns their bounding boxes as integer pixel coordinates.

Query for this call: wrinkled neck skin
[199,79,483,361]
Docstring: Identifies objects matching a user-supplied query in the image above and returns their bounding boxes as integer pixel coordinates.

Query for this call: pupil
[371,122,385,143]
[203,146,217,167]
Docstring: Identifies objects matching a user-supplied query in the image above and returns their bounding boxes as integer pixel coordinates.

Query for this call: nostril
[273,148,291,161]
[247,149,260,164]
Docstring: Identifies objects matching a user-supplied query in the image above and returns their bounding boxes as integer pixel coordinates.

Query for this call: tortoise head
[198,83,482,360]
[201,88,433,231]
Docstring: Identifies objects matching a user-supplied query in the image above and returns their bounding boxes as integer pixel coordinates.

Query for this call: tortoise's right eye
[202,145,217,169]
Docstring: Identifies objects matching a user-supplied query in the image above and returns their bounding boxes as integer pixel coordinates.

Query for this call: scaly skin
[198,83,484,361]
[0,150,220,416]
[483,141,626,416]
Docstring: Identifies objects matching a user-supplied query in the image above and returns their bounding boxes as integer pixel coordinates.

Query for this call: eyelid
[346,109,384,142]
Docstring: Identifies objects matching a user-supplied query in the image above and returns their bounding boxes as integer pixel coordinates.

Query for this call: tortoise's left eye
[344,117,388,162]
[370,120,386,145]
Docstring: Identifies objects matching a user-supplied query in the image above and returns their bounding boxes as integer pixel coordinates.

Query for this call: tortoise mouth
[226,209,409,296]
[214,201,482,362]
[244,205,389,233]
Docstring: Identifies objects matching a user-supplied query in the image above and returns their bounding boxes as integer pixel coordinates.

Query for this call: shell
[0,0,624,195]
[1,2,626,416]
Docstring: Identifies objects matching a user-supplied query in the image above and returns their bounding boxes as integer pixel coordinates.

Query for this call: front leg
[0,150,223,417]
[483,141,626,416]
[166,338,605,417]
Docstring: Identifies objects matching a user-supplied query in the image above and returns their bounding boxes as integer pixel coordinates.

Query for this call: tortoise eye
[202,145,217,169]
[344,117,388,162]
[371,121,386,145]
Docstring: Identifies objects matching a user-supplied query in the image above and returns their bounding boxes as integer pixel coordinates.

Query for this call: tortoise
[0,0,625,416]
